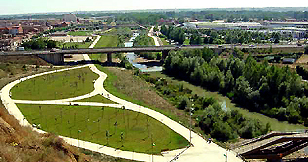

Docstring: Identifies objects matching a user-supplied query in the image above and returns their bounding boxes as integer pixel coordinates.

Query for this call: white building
[63,14,77,22]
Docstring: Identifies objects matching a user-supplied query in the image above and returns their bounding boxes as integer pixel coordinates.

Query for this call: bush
[178,96,189,110]
[211,121,235,141]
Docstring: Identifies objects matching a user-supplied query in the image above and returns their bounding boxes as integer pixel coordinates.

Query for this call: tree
[305,46,308,54]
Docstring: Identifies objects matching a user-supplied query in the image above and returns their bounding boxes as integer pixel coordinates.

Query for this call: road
[1,44,304,56]
[0,35,243,162]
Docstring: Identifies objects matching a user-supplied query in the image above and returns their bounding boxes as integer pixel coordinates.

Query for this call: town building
[63,14,78,22]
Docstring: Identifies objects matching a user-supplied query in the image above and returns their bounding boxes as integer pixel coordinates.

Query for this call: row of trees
[161,25,185,45]
[163,48,308,124]
[187,28,288,45]
[21,38,58,50]
[140,72,270,141]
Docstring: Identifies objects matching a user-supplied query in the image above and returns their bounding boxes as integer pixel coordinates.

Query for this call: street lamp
[190,100,194,146]
[78,130,81,147]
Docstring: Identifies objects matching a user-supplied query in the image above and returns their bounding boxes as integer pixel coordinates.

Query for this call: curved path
[0,35,242,162]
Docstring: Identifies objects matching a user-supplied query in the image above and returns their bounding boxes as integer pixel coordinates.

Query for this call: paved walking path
[148,26,160,46]
[0,35,243,162]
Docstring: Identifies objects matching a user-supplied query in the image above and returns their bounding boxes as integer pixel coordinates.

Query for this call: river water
[124,33,162,72]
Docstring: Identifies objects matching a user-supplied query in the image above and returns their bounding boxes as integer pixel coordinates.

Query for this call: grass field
[91,35,120,62]
[11,67,99,100]
[149,72,307,132]
[183,39,190,45]
[94,35,118,48]
[68,31,93,36]
[17,104,189,154]
[160,38,169,45]
[63,42,92,49]
[93,65,201,136]
[75,94,116,104]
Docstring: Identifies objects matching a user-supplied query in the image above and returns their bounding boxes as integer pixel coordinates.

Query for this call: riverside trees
[163,48,308,125]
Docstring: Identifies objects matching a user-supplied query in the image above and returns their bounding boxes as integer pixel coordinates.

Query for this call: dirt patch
[0,55,49,66]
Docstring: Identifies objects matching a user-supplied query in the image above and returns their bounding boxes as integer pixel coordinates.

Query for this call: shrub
[178,96,189,110]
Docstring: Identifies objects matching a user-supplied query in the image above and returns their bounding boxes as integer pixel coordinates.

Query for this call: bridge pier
[38,53,64,65]
[162,50,169,60]
[107,52,112,63]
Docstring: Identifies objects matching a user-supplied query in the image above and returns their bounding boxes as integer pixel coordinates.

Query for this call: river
[124,33,163,72]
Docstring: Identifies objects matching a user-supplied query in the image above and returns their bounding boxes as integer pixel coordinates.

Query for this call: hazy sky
[1,0,308,15]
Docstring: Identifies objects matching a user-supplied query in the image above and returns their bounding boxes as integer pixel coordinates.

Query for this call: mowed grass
[11,67,99,100]
[160,38,169,45]
[17,104,189,154]
[149,72,307,132]
[92,65,203,138]
[68,31,92,36]
[63,42,92,49]
[94,35,118,48]
[75,94,117,104]
[91,35,120,62]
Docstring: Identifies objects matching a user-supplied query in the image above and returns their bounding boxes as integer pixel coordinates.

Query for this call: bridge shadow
[64,60,120,67]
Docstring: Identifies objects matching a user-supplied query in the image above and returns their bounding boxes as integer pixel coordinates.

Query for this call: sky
[1,0,308,15]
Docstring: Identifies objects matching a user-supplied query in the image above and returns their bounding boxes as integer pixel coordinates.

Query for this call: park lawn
[160,38,169,45]
[17,104,189,154]
[91,35,120,62]
[75,94,117,104]
[183,39,190,45]
[11,67,99,100]
[148,72,307,132]
[92,65,207,140]
[68,31,92,36]
[63,42,92,48]
[94,35,118,48]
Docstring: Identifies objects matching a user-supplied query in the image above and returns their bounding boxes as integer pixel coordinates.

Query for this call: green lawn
[94,35,118,48]
[11,67,99,100]
[149,72,307,132]
[90,35,120,62]
[68,31,93,36]
[17,104,189,154]
[75,95,117,104]
[183,39,190,45]
[63,42,92,49]
[160,38,169,45]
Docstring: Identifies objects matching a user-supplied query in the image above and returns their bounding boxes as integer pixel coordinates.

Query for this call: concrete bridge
[233,131,308,162]
[0,44,304,65]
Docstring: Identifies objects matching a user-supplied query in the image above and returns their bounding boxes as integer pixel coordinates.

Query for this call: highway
[0,44,304,56]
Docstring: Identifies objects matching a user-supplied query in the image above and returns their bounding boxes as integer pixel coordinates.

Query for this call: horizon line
[1,6,308,17]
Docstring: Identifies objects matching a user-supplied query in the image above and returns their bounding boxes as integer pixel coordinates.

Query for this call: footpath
[0,35,242,162]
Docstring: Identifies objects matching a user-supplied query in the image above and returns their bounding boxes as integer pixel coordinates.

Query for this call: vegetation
[133,34,159,60]
[163,48,308,126]
[148,72,306,132]
[68,31,93,36]
[140,72,270,141]
[160,26,185,45]
[11,67,99,100]
[21,38,58,50]
[0,106,90,162]
[17,104,189,154]
[94,35,120,48]
[62,41,92,49]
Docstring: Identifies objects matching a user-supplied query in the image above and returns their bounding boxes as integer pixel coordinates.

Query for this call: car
[50,48,59,52]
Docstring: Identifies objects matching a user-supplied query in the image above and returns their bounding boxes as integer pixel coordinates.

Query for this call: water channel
[124,33,163,72]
